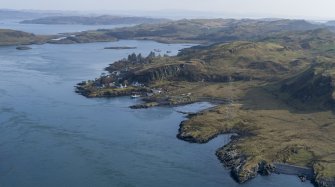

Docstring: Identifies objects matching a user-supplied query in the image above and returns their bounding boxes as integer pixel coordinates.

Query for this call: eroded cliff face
[129,63,204,82]
[124,62,255,83]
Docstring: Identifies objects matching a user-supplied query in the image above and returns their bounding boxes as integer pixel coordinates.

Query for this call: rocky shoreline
[216,143,261,183]
[215,142,315,184]
[176,113,334,187]
[73,31,335,186]
[76,79,335,187]
[75,73,335,187]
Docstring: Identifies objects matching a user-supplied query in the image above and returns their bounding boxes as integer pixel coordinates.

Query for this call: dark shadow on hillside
[239,85,335,114]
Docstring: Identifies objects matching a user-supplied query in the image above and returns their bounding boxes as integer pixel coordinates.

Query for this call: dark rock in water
[258,161,275,176]
[299,175,307,182]
[104,46,137,50]
[16,46,32,50]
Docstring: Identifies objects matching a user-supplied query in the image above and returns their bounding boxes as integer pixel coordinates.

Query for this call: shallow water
[0,24,315,187]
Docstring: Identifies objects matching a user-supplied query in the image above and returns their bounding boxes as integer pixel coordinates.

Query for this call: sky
[1,0,335,20]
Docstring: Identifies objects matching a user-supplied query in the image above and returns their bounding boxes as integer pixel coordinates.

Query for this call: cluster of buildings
[87,71,164,97]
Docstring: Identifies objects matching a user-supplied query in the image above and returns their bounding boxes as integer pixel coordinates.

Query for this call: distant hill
[62,19,324,44]
[0,18,327,46]
[21,15,169,25]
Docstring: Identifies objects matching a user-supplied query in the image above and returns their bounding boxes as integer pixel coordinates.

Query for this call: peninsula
[2,19,335,186]
[76,26,335,187]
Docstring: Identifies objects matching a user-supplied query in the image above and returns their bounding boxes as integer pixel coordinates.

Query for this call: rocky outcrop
[129,63,205,83]
[216,144,297,184]
[126,63,254,84]
[216,143,259,183]
[259,161,276,176]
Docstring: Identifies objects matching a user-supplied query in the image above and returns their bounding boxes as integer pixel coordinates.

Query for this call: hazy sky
[1,0,335,19]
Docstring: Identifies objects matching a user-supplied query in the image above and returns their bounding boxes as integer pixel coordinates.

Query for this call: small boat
[131,94,141,99]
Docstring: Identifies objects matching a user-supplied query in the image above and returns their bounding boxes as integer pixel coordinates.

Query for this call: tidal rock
[16,46,32,50]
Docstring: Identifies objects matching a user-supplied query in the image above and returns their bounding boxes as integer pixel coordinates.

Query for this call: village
[78,68,164,99]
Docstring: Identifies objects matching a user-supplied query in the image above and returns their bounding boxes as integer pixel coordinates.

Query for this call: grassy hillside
[77,28,335,186]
